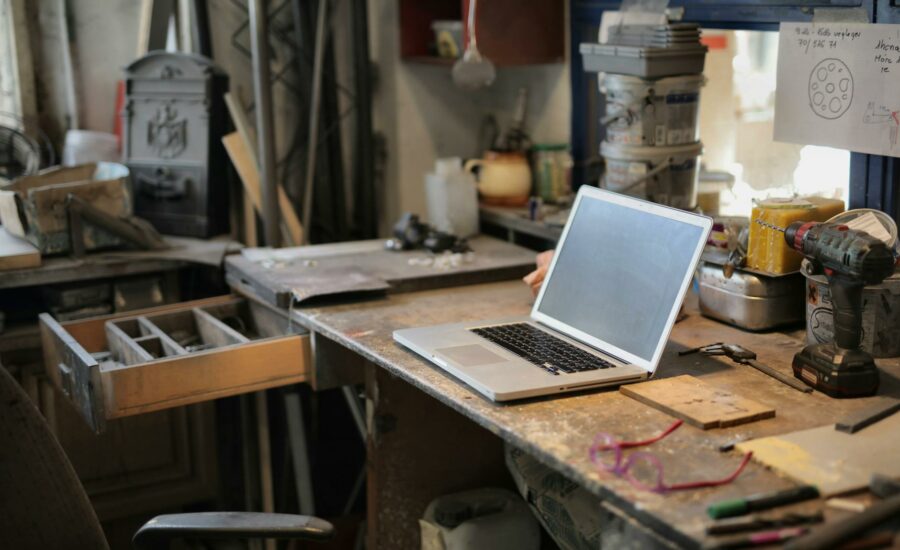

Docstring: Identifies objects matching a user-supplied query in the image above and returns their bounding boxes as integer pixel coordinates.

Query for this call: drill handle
[828,276,865,351]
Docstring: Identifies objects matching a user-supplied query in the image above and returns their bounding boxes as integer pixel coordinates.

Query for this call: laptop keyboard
[470,323,616,376]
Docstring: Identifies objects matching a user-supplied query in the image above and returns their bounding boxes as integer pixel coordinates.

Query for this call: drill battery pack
[792,344,880,398]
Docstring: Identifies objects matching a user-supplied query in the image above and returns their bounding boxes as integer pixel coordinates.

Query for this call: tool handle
[785,493,900,550]
[746,360,813,393]
[828,277,865,350]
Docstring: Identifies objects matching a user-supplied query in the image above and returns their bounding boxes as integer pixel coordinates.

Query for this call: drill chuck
[783,221,895,283]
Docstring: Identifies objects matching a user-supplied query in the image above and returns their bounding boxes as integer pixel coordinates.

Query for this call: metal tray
[697,262,805,331]
[580,43,707,78]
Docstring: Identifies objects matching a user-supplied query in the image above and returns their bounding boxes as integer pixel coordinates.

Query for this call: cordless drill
[776,221,896,397]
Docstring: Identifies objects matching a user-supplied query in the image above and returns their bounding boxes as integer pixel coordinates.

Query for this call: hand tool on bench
[708,485,820,519]
[785,475,900,550]
[757,219,896,397]
[679,343,812,393]
[706,511,824,536]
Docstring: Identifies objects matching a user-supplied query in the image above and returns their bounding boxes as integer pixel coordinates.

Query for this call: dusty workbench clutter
[10,0,900,547]
[246,277,900,548]
[0,236,239,289]
[225,235,536,307]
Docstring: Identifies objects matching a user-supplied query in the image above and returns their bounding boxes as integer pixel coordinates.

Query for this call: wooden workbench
[277,279,900,549]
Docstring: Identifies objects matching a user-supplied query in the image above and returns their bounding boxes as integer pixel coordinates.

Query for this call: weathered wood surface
[737,413,900,497]
[620,374,776,429]
[225,236,537,308]
[288,280,900,548]
[0,236,240,289]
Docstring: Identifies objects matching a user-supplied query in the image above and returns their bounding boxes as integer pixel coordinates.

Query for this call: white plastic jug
[62,130,119,166]
[425,157,479,238]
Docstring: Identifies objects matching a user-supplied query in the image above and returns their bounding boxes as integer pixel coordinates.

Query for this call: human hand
[522,250,555,297]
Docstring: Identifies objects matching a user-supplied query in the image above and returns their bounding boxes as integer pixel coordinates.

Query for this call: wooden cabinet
[56,399,218,521]
[399,0,565,65]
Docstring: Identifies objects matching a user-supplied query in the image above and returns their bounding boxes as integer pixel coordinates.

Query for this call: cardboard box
[0,163,132,254]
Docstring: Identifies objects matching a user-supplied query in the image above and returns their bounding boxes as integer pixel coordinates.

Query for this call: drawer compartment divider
[106,321,155,365]
[192,307,250,346]
[138,316,187,356]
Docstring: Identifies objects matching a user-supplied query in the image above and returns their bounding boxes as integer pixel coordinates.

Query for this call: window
[699,30,851,215]
[571,0,900,221]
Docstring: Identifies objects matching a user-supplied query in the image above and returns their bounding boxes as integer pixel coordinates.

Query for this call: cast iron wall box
[122,52,230,237]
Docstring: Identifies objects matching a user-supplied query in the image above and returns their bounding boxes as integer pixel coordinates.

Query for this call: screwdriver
[680,343,813,393]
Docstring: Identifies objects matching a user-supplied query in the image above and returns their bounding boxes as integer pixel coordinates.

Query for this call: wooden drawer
[39,295,309,433]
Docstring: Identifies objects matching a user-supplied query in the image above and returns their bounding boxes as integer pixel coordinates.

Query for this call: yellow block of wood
[747,197,845,274]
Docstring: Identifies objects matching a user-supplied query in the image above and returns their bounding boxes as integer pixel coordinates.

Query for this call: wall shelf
[399,0,565,67]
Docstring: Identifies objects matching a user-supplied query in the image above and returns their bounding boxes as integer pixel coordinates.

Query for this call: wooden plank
[100,335,310,418]
[620,375,776,429]
[223,132,291,245]
[223,92,304,246]
[243,191,258,247]
[0,226,40,270]
[737,413,900,497]
[222,96,304,247]
[224,92,257,148]
[230,94,257,247]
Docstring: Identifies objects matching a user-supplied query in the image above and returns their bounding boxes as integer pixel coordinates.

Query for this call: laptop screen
[533,189,709,367]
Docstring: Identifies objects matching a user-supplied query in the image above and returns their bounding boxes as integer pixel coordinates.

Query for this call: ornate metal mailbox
[122,52,230,237]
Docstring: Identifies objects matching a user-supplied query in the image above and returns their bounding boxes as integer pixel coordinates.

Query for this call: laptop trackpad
[436,344,508,367]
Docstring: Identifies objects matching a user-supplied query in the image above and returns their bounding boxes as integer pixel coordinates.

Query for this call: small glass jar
[531,143,572,204]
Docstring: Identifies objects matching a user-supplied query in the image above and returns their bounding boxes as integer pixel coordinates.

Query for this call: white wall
[369,0,571,233]
[29,0,143,139]
[25,0,573,235]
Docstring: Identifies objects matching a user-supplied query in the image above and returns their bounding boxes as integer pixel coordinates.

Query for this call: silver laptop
[393,187,712,401]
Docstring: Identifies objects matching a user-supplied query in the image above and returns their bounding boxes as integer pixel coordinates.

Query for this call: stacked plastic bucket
[580,22,708,211]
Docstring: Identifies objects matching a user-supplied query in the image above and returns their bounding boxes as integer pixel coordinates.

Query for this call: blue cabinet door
[574,1,872,30]
[877,0,900,22]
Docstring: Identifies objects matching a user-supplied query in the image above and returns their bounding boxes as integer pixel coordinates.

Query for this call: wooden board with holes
[737,412,900,496]
[0,226,40,270]
[620,375,776,429]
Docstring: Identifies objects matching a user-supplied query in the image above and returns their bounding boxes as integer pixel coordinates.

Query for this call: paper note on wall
[774,22,900,157]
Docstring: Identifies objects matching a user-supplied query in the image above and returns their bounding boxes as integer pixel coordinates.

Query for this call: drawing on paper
[862,102,900,147]
[808,58,853,120]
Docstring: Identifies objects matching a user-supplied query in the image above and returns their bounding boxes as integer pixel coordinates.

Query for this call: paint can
[600,73,705,147]
[803,260,900,358]
[600,141,701,210]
